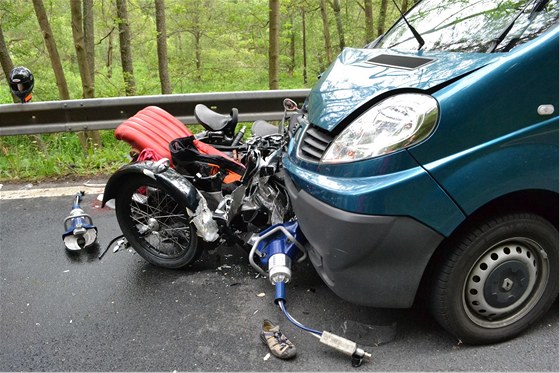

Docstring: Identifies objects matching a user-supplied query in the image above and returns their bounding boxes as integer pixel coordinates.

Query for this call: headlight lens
[322,93,438,163]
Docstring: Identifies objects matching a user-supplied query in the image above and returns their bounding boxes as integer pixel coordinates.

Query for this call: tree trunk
[331,0,345,52]
[71,0,101,151]
[71,1,94,99]
[377,0,388,37]
[194,31,201,81]
[401,0,410,12]
[268,0,279,90]
[83,0,95,89]
[106,30,113,79]
[116,0,136,96]
[364,0,374,44]
[189,0,202,82]
[302,8,307,85]
[101,1,114,79]
[84,0,101,151]
[155,0,172,94]
[32,0,70,100]
[0,25,14,91]
[288,14,295,77]
[319,0,333,65]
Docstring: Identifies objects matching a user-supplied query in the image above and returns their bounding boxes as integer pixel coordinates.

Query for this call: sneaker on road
[260,319,297,360]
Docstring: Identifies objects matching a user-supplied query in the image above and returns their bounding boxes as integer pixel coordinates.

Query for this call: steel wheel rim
[462,237,549,328]
[129,186,192,259]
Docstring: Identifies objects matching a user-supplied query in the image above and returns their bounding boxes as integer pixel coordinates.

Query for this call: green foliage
[1,0,401,102]
[0,0,402,181]
[0,131,130,181]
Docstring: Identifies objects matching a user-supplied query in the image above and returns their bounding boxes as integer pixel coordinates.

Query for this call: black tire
[431,213,558,345]
[115,174,203,269]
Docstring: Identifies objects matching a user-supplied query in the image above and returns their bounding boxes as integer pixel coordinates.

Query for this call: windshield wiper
[390,0,425,50]
[486,0,548,53]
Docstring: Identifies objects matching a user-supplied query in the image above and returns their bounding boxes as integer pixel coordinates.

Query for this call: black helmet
[9,66,34,103]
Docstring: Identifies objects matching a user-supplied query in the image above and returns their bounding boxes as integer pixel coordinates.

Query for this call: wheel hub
[483,261,529,308]
[465,240,539,322]
[147,218,160,231]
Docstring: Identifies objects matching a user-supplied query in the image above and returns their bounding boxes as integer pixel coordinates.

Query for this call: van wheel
[431,213,558,345]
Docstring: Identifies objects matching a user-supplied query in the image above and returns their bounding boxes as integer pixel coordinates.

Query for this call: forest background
[0,0,407,181]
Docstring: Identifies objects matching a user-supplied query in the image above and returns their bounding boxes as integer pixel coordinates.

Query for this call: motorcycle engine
[240,176,289,229]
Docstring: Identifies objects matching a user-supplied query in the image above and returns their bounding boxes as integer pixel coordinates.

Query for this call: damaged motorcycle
[101,99,300,269]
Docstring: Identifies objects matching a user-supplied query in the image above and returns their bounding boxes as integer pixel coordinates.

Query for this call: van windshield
[373,0,559,53]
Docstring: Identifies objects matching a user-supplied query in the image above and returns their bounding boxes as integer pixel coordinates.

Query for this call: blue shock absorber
[62,192,98,251]
[249,220,372,366]
[248,221,321,334]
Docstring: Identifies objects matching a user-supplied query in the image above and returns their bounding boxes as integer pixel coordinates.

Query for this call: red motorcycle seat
[115,106,244,182]
[115,106,193,162]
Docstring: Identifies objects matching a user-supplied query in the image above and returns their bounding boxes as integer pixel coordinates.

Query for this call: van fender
[102,160,219,242]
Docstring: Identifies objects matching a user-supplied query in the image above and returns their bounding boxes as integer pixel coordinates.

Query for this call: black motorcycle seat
[194,104,238,135]
[252,120,280,137]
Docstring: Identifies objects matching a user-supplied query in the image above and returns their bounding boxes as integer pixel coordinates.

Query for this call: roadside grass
[0,73,306,183]
[0,130,130,182]
[0,123,261,183]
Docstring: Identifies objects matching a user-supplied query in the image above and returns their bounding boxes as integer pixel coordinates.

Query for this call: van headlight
[322,93,439,163]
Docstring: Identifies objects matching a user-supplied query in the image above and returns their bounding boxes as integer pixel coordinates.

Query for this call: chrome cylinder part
[268,254,292,284]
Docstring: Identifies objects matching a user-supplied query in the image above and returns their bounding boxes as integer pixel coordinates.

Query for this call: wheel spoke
[125,184,193,259]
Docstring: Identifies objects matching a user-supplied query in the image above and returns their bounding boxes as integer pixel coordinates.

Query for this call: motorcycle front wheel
[115,174,202,269]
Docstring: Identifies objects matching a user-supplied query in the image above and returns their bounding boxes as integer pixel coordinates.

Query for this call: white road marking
[0,186,105,200]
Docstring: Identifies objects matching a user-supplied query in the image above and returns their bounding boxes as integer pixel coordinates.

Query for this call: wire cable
[277,299,322,336]
[98,234,125,260]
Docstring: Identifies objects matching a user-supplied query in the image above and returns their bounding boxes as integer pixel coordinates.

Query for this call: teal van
[284,0,559,344]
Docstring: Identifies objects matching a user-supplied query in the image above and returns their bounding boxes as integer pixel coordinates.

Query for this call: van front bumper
[284,173,444,308]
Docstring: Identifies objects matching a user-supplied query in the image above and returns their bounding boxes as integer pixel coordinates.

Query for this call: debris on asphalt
[263,353,270,361]
[257,293,266,297]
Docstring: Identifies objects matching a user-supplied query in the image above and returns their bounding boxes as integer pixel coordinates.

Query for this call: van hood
[307,48,500,131]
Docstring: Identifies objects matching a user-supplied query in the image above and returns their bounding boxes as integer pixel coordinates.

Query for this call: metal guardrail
[0,89,311,136]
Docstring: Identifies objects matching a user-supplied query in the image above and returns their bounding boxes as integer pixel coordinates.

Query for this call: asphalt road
[0,182,558,372]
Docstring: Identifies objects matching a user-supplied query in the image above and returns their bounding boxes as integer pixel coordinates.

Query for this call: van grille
[298,125,334,162]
